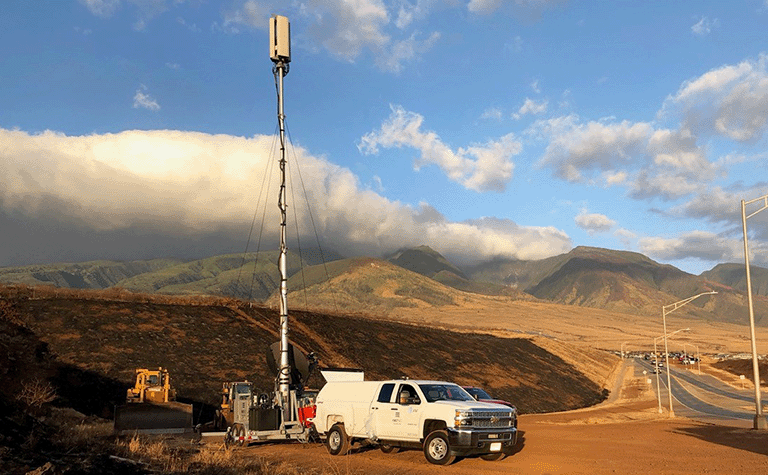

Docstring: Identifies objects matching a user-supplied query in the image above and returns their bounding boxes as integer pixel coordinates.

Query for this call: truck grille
[471,410,513,428]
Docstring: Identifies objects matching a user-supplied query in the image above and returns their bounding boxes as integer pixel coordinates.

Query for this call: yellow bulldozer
[114,367,193,434]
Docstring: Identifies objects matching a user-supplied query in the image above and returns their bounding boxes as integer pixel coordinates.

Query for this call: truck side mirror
[473,394,479,401]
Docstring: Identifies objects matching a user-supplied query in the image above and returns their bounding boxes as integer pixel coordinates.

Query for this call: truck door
[396,384,422,440]
[371,383,420,441]
[371,383,398,439]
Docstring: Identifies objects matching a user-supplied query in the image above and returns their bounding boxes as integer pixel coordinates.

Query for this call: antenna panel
[270,15,291,63]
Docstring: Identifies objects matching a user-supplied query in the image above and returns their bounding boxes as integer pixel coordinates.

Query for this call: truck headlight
[454,410,472,428]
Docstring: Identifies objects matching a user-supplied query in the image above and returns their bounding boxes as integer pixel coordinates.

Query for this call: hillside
[702,262,768,296]
[3,246,767,324]
[1,285,606,417]
[386,245,467,279]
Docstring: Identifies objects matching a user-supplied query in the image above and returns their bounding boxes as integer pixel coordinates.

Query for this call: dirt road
[216,363,768,475]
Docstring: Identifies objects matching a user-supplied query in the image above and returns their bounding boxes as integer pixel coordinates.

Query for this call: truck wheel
[423,430,455,465]
[481,452,505,461]
[380,443,400,454]
[326,424,350,456]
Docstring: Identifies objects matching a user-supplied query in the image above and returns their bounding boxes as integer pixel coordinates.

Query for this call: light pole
[653,328,689,414]
[741,193,768,430]
[683,343,700,373]
[663,293,716,417]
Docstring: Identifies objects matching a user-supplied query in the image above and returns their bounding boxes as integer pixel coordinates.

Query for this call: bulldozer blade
[114,401,193,435]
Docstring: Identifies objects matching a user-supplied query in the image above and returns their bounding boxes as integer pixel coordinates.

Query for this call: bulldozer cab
[126,367,176,404]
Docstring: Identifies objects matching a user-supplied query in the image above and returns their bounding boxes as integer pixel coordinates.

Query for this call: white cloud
[480,107,503,120]
[662,54,768,142]
[639,231,756,265]
[467,0,502,14]
[0,127,571,266]
[222,0,271,32]
[534,115,653,182]
[222,0,439,73]
[513,98,547,119]
[133,86,160,110]
[603,170,627,186]
[79,0,121,18]
[81,0,185,30]
[691,16,718,37]
[614,228,636,247]
[467,0,566,15]
[374,31,441,73]
[359,105,521,192]
[574,211,615,235]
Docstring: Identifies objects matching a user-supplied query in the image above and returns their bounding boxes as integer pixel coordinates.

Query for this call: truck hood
[433,400,511,411]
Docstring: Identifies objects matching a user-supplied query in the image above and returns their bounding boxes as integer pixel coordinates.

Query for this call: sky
[2,0,768,274]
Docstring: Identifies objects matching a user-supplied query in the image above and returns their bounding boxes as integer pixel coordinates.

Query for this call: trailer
[221,343,319,447]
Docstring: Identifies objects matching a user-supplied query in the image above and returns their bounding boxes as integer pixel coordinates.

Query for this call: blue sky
[2,0,768,274]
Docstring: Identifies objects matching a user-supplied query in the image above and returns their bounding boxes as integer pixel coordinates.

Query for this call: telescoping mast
[270,12,293,430]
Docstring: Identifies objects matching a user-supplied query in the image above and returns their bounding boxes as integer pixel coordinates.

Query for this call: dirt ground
[212,362,768,475]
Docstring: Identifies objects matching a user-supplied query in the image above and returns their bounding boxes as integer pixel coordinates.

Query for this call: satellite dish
[266,342,313,388]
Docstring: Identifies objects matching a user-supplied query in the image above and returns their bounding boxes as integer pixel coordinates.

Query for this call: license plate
[489,442,502,452]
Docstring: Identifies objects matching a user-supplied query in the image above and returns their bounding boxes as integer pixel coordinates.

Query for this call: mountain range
[1,245,767,324]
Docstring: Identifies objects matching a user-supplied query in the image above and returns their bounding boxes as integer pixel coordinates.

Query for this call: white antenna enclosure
[270,15,291,63]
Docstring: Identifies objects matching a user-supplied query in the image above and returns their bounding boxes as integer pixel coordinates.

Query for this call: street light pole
[742,194,768,430]
[662,293,716,417]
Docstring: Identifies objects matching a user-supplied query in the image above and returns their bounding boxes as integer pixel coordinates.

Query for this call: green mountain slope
[0,259,184,288]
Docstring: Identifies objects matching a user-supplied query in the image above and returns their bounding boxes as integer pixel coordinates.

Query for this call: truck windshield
[418,384,474,403]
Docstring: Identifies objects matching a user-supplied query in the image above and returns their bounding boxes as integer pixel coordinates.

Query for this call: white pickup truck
[311,378,518,465]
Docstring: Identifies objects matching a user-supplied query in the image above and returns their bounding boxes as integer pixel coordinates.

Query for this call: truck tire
[481,452,505,461]
[380,443,400,454]
[326,424,350,456]
[423,430,455,465]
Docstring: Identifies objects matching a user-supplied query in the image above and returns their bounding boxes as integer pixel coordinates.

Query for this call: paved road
[633,358,762,421]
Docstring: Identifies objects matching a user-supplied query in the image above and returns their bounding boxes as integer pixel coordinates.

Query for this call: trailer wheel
[230,423,246,447]
[326,424,350,456]
[423,430,455,465]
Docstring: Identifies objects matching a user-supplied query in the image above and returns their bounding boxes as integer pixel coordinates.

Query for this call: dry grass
[115,435,345,474]
[16,380,57,409]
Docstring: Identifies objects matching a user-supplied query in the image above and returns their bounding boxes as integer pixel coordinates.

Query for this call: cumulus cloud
[0,127,570,267]
[133,85,160,110]
[669,185,768,238]
[639,231,765,266]
[534,115,653,182]
[662,54,768,142]
[358,105,521,192]
[574,211,615,235]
